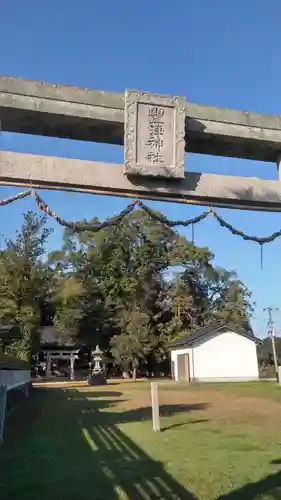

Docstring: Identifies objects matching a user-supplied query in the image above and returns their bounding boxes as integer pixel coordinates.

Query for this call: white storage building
[170,322,260,382]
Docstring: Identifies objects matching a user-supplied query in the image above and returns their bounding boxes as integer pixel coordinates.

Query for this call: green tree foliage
[49,210,253,376]
[111,309,157,380]
[0,208,253,375]
[0,212,52,360]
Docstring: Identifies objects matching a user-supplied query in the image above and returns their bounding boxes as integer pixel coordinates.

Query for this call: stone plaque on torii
[2,74,281,211]
[124,90,186,179]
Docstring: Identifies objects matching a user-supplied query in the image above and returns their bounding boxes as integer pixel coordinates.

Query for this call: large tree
[0,211,52,360]
[50,209,252,376]
[155,264,253,360]
[1,207,252,374]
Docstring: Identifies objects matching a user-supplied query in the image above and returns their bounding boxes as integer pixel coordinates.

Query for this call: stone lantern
[88,345,107,386]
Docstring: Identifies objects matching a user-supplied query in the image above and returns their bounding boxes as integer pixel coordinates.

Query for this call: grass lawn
[1,381,281,499]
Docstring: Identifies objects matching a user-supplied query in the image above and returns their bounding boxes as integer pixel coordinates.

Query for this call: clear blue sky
[1,0,281,336]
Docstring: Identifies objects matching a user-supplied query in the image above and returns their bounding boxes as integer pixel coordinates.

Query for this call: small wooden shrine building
[39,326,80,380]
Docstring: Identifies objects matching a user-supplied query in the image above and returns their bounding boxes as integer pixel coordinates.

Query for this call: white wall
[0,369,31,390]
[171,331,259,382]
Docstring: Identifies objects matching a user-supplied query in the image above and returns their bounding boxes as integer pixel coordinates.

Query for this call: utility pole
[263,307,279,381]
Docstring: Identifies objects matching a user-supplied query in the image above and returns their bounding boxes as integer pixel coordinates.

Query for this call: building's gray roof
[39,326,78,348]
[0,324,21,339]
[171,321,261,349]
[40,326,60,344]
[0,355,29,370]
[0,325,13,332]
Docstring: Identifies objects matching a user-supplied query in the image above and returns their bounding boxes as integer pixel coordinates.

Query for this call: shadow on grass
[217,459,281,500]
[69,391,208,426]
[5,387,281,499]
[0,387,198,500]
[161,419,209,432]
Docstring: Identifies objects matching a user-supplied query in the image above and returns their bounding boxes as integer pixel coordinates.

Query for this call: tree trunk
[122,371,130,379]
[132,367,137,381]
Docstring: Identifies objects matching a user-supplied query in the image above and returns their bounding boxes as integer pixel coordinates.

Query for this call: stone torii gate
[2,74,281,211]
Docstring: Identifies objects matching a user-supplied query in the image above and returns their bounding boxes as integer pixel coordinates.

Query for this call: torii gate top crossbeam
[2,74,281,162]
[2,75,281,212]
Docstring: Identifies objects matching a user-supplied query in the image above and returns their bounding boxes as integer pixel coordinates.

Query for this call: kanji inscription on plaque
[124,90,186,179]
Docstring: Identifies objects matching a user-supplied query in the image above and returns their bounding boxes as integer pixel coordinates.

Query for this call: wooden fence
[0,367,31,444]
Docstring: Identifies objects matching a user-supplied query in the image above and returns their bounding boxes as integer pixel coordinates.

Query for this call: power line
[263,307,279,381]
